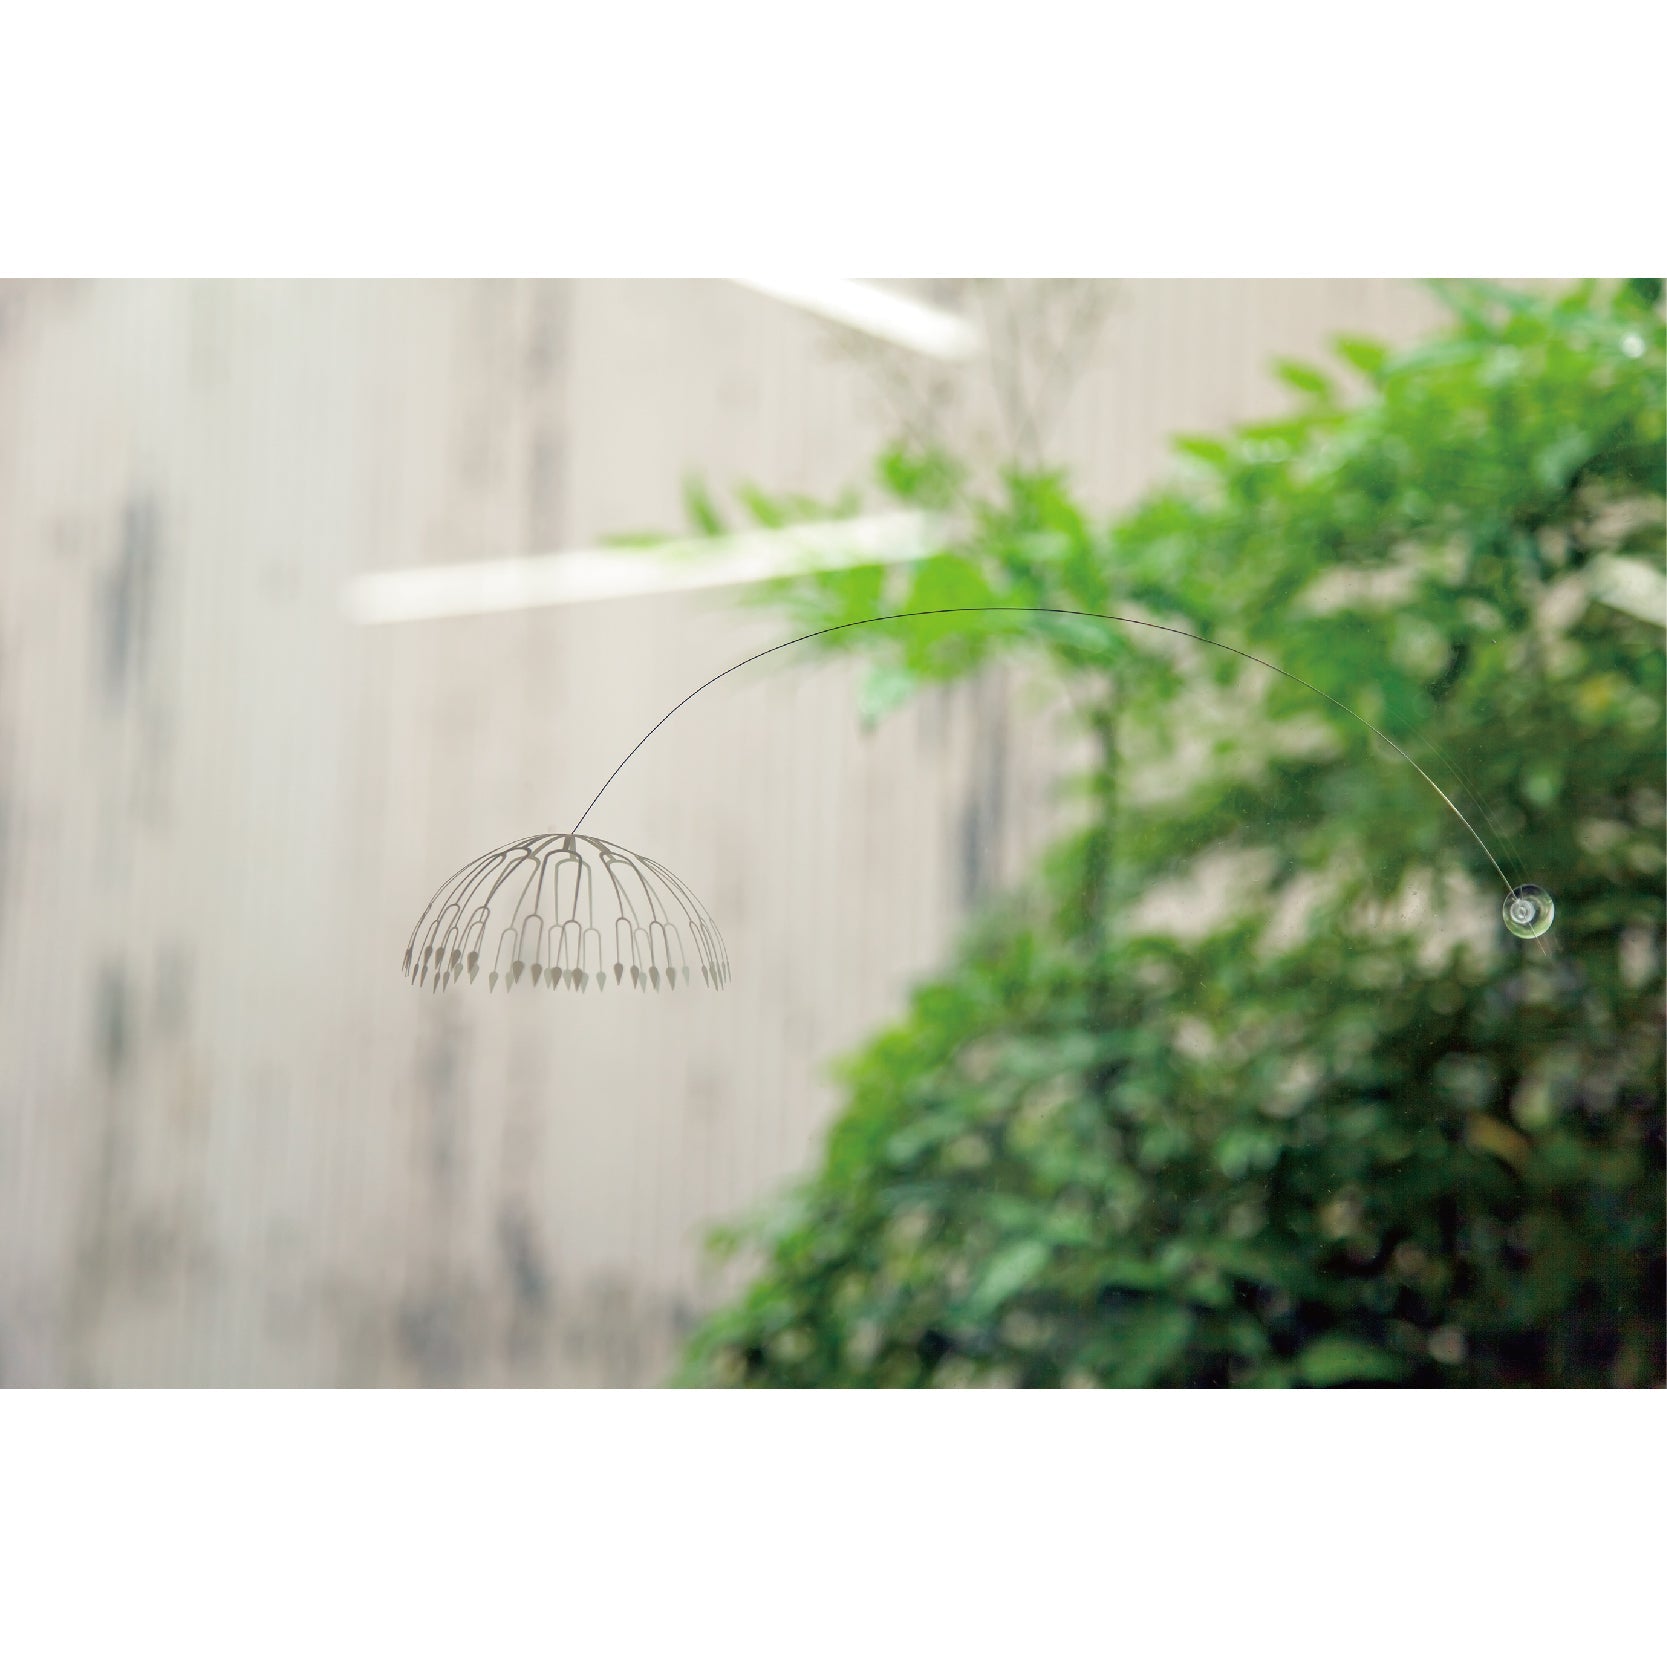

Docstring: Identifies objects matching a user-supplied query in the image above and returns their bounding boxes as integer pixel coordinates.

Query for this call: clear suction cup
[1502,884,1555,940]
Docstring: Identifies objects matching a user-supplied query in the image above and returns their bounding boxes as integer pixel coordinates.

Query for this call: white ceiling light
[731,277,981,362]
[341,512,942,626]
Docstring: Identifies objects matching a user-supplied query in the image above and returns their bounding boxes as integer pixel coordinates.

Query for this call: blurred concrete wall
[0,280,1441,1385]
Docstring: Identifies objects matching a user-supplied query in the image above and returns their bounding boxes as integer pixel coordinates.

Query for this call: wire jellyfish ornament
[404,607,1557,994]
[404,833,728,995]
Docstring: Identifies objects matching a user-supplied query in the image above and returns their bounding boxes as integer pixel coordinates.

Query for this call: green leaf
[1106,1306,1194,1386]
[904,551,997,614]
[1534,432,1591,493]
[878,445,965,510]
[1174,435,1233,469]
[1332,334,1389,379]
[1295,1337,1408,1386]
[857,662,918,727]
[1274,358,1334,400]
[1095,1258,1169,1294]
[969,1240,1050,1316]
[682,475,726,537]
[737,484,787,528]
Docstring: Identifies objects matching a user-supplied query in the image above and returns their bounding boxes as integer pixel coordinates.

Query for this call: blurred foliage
[677,281,1665,1388]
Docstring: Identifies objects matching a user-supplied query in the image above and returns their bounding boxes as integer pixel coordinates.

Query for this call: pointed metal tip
[489,971,499,992]
[598,973,607,991]
[666,967,677,989]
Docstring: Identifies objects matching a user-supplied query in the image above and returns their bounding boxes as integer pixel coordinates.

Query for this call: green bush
[678,281,1665,1388]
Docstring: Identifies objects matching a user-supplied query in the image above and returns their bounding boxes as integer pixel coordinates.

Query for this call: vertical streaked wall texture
[0,280,1443,1384]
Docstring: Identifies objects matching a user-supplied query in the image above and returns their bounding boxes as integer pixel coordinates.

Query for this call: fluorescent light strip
[731,277,981,362]
[341,512,942,625]
[347,509,1661,633]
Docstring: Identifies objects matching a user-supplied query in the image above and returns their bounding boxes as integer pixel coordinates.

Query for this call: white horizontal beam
[343,517,1661,633]
[731,277,981,362]
[341,512,943,625]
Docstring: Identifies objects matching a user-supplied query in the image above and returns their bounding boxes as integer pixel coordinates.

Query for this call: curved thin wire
[568,606,1515,893]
